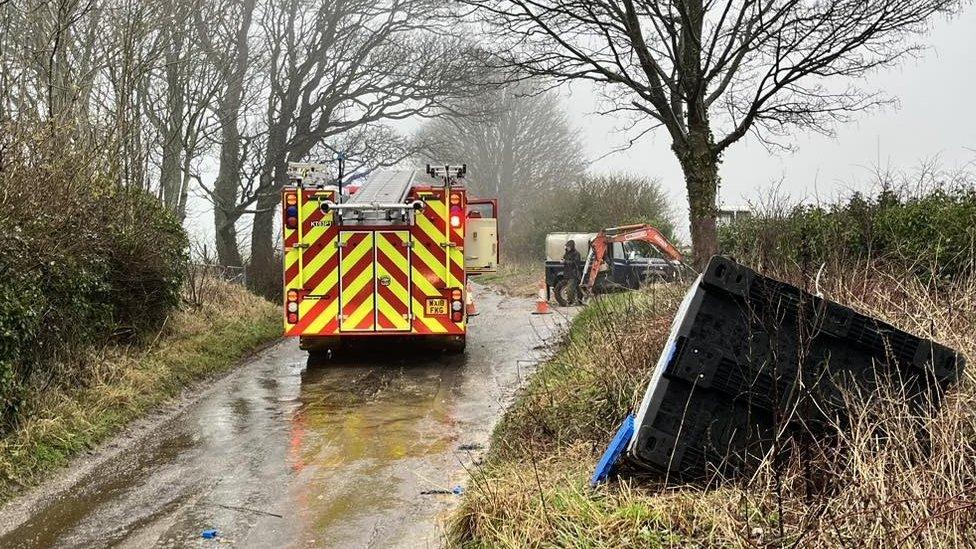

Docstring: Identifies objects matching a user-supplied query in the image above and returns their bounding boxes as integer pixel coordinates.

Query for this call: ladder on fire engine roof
[348,170,416,205]
[338,169,422,225]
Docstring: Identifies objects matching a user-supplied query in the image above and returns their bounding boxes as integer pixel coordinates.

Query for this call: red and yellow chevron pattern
[339,231,375,331]
[283,185,467,338]
[374,231,411,331]
[410,189,465,335]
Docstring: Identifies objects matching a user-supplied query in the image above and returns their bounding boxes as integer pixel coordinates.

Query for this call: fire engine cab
[281,164,498,354]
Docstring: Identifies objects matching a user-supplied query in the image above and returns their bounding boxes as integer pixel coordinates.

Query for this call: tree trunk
[212,117,245,268]
[247,127,289,298]
[214,202,243,268]
[674,129,720,268]
[159,36,186,214]
[159,132,182,212]
[248,185,280,298]
[248,107,314,297]
[210,0,255,269]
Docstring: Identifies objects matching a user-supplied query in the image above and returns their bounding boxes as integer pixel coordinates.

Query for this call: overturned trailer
[599,256,965,482]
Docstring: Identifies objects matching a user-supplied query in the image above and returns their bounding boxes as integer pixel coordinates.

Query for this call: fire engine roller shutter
[339,231,376,332]
[299,192,338,296]
[374,231,412,332]
[284,189,340,336]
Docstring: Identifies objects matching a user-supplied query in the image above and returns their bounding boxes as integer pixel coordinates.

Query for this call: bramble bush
[720,183,976,282]
[0,125,188,429]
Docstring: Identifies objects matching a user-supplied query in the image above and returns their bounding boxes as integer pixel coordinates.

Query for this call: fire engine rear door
[338,230,412,332]
[373,231,412,332]
[338,231,376,332]
[465,198,499,273]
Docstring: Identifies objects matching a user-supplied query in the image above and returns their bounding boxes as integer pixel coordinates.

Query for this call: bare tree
[462,0,964,266]
[193,0,259,268]
[143,0,221,221]
[237,0,484,295]
[415,82,587,237]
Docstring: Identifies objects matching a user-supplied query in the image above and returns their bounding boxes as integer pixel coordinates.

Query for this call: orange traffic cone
[466,281,478,316]
[532,280,552,315]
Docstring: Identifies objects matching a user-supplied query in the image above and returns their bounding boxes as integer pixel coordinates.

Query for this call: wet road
[0,288,565,548]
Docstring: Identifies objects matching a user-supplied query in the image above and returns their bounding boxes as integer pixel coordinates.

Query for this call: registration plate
[425,298,447,315]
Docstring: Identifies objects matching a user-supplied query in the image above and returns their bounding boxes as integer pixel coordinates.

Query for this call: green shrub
[0,127,188,429]
[720,186,976,282]
[504,173,678,260]
[102,189,188,334]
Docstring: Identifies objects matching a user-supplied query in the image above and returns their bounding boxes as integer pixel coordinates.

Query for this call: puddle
[0,290,565,548]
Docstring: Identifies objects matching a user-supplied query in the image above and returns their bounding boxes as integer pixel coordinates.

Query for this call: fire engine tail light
[449,206,463,228]
[284,193,299,229]
[450,288,463,321]
[286,290,299,324]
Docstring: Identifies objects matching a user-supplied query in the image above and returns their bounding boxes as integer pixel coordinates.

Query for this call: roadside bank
[0,279,280,502]
[450,270,976,547]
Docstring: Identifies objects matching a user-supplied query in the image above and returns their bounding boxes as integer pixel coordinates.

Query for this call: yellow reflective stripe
[448,246,464,288]
[298,195,332,289]
[375,232,411,331]
[304,240,337,295]
[284,249,300,285]
[340,232,375,331]
[376,296,407,330]
[341,233,372,269]
[345,296,373,328]
[306,300,339,333]
[375,236,410,298]
[410,238,444,291]
[415,209,447,277]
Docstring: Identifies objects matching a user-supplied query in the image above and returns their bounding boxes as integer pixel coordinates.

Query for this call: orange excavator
[576,224,684,298]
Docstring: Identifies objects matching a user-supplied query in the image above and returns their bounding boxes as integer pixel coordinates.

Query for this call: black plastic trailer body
[627,256,964,479]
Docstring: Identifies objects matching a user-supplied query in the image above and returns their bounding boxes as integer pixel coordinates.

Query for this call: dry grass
[449,266,976,547]
[475,260,541,298]
[0,277,280,501]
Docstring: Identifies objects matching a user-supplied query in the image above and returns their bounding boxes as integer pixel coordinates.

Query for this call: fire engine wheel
[553,278,579,307]
[444,336,467,355]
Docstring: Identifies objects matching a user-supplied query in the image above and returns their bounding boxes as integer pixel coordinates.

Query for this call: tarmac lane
[0,287,568,548]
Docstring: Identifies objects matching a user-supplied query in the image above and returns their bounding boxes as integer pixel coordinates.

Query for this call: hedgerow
[0,126,188,430]
[720,185,976,282]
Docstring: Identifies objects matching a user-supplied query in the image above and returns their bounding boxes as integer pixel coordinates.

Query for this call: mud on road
[0,288,568,548]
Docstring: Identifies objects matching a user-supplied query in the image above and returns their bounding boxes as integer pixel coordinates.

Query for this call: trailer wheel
[553,278,578,307]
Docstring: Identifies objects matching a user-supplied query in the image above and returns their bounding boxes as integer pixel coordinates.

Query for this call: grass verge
[449,268,976,547]
[0,278,280,502]
[475,260,540,298]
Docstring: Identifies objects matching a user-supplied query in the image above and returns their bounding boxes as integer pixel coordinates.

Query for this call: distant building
[717,209,751,226]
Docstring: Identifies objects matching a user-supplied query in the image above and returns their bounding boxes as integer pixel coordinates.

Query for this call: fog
[571,8,976,239]
[180,5,976,250]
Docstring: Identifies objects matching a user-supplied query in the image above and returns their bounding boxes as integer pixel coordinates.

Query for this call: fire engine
[281,164,498,354]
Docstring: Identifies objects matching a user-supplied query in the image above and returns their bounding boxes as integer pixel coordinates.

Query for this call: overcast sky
[184,8,975,251]
[565,8,976,239]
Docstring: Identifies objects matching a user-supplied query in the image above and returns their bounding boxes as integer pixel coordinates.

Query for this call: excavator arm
[585,224,682,289]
